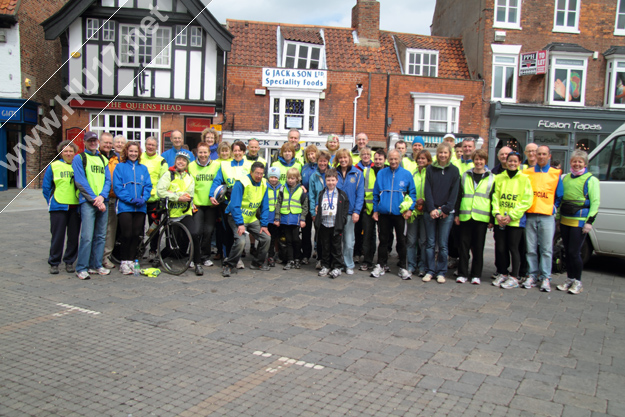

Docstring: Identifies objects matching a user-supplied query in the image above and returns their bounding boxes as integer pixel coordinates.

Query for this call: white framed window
[86,18,99,40]
[553,0,581,33]
[547,54,588,106]
[283,42,323,69]
[190,27,202,47]
[102,20,115,42]
[406,50,438,77]
[615,0,625,35]
[491,44,521,102]
[120,25,171,67]
[175,26,187,46]
[494,0,521,29]
[269,90,320,134]
[90,113,161,152]
[604,57,625,108]
[410,92,463,133]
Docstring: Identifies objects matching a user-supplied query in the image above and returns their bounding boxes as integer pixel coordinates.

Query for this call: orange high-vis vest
[523,166,561,215]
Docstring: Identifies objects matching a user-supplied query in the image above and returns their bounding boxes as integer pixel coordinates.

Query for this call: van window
[590,135,625,181]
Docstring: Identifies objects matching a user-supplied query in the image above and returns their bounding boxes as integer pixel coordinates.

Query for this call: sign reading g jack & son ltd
[262,68,327,89]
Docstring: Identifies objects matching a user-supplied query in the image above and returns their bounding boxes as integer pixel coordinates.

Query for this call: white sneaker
[329,268,342,279]
[237,259,245,269]
[471,277,481,285]
[568,279,583,294]
[436,275,446,284]
[492,275,507,287]
[315,260,322,270]
[189,261,195,268]
[318,267,330,277]
[398,268,412,280]
[346,268,354,275]
[76,271,91,280]
[422,273,433,282]
[120,261,133,275]
[456,276,468,283]
[203,259,214,267]
[88,267,111,276]
[370,264,385,278]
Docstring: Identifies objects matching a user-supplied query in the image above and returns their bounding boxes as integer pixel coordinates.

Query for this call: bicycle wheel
[157,221,193,275]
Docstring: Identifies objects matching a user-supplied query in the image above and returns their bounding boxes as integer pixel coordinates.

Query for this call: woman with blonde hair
[201,127,221,160]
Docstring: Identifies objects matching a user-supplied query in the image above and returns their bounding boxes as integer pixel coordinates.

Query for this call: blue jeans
[76,202,108,273]
[424,213,454,276]
[406,216,426,273]
[342,217,356,269]
[525,214,555,281]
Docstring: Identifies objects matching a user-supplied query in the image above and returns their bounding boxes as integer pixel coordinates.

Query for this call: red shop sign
[185,117,213,133]
[68,99,216,115]
[66,127,85,153]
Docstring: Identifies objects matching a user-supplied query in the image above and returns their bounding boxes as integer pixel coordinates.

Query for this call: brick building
[223,0,484,157]
[0,0,67,191]
[41,0,232,158]
[432,0,625,171]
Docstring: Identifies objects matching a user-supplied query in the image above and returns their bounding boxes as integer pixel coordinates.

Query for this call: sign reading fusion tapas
[519,50,547,76]
[262,68,327,89]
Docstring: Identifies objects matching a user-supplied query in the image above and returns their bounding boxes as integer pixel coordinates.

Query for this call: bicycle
[132,198,194,275]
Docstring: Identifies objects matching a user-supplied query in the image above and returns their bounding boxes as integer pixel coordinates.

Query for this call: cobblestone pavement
[1,190,625,416]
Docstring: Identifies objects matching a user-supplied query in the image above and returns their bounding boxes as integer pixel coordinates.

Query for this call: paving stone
[554,389,607,413]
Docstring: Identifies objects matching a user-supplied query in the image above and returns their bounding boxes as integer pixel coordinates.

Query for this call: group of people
[43,128,600,295]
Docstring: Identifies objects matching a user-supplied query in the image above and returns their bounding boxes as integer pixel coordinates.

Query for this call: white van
[583,122,625,263]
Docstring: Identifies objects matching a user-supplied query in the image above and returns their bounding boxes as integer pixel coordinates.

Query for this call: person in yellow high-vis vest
[42,140,81,275]
[141,136,168,259]
[357,147,379,271]
[156,152,203,276]
[556,150,600,295]
[72,131,112,280]
[454,149,494,285]
[274,168,309,270]
[221,162,272,277]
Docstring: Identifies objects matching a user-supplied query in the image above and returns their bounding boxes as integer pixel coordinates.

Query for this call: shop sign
[66,128,85,153]
[185,117,213,133]
[262,68,327,89]
[519,51,547,76]
[0,107,20,122]
[537,119,602,131]
[68,99,216,115]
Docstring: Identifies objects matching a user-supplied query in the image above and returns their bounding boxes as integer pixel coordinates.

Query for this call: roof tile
[0,0,19,16]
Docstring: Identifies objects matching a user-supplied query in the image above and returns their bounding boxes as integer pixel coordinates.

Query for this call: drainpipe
[352,83,363,147]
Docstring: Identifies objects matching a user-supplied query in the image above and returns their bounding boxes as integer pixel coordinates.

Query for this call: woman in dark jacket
[423,142,460,283]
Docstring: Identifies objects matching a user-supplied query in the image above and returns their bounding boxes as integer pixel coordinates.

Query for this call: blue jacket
[301,162,317,189]
[373,166,416,215]
[72,150,111,204]
[113,160,153,214]
[161,147,195,167]
[42,160,76,212]
[308,168,326,214]
[209,158,248,196]
[336,166,365,215]
[209,143,218,161]
[226,174,270,227]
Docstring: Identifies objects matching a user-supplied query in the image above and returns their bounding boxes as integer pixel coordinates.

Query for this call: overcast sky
[205,0,435,35]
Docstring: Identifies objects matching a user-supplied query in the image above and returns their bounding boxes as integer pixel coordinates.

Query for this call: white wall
[0,24,22,98]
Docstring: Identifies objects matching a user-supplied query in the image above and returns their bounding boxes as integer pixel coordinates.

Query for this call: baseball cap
[83,131,98,141]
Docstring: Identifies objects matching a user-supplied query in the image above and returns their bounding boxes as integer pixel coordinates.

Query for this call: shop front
[489,102,625,172]
[0,98,39,191]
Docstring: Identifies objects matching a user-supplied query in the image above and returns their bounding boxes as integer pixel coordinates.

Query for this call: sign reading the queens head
[262,68,327,89]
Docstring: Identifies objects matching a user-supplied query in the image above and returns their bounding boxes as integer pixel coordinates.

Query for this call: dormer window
[283,42,323,69]
[406,49,438,77]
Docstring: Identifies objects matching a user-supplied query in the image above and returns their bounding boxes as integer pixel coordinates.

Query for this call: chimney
[352,0,380,47]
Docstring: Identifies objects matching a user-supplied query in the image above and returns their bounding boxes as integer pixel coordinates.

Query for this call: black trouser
[354,216,363,257]
[318,225,343,270]
[146,201,159,253]
[194,205,218,262]
[301,212,313,259]
[117,212,146,261]
[268,223,279,257]
[458,219,488,278]
[282,224,302,262]
[361,210,377,266]
[494,226,523,278]
[448,222,461,259]
[561,224,586,281]
[48,208,80,266]
[377,214,407,269]
[180,215,201,264]
[216,203,233,259]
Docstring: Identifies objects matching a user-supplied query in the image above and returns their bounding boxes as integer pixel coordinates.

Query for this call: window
[406,50,438,77]
[588,135,625,181]
[86,18,99,40]
[411,92,463,133]
[605,57,625,108]
[547,55,587,105]
[190,27,202,47]
[102,21,115,41]
[494,0,521,29]
[90,113,161,152]
[283,42,322,69]
[270,91,319,134]
[492,55,517,101]
[120,25,171,67]
[553,0,580,33]
[616,0,625,35]
[175,26,187,46]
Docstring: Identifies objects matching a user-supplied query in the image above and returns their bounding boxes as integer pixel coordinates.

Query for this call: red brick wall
[19,0,68,188]
[224,65,485,143]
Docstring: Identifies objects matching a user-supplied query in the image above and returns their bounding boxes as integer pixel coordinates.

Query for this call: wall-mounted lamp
[71,51,81,58]
[24,78,31,88]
